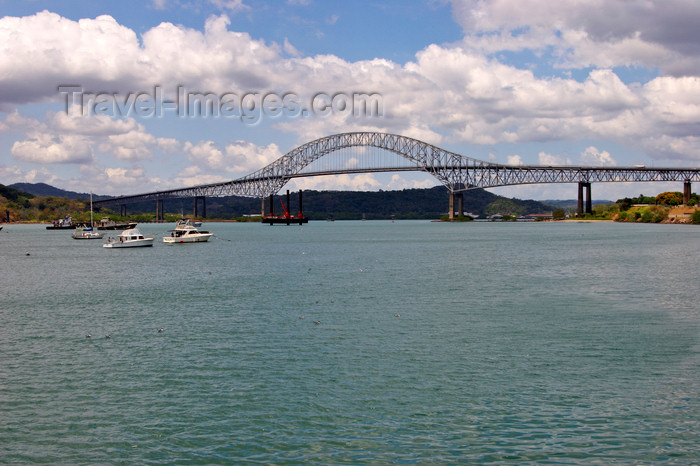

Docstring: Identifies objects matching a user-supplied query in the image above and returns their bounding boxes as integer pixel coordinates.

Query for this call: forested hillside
[6,183,555,221]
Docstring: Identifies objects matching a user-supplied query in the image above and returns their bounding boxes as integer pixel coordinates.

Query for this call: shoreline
[561,219,613,223]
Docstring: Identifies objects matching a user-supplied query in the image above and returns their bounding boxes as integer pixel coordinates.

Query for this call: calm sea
[1,221,698,464]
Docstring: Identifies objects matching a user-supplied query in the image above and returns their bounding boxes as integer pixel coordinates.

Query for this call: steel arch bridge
[93,132,700,215]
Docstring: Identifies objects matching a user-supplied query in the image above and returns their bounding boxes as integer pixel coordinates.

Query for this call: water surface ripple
[1,221,698,463]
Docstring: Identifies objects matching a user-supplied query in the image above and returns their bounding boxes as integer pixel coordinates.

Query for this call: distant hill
[9,182,111,200]
[297,187,553,219]
[128,186,554,220]
[116,186,556,220]
[1,184,34,201]
[9,182,557,220]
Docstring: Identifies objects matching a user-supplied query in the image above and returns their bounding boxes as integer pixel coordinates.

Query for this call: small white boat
[73,194,104,239]
[163,219,212,244]
[103,228,154,248]
[72,226,104,240]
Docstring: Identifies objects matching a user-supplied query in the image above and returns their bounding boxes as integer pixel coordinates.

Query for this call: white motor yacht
[163,220,212,244]
[103,227,154,248]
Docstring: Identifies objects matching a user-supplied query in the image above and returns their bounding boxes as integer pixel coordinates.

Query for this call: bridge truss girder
[93,132,700,208]
[461,166,700,191]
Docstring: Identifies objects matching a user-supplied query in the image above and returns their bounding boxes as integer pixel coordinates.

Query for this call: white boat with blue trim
[103,227,154,248]
[163,220,212,244]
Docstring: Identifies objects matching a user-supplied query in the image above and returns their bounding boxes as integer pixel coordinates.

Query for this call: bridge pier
[299,189,303,216]
[683,180,692,204]
[193,196,206,218]
[448,191,465,220]
[577,182,592,216]
[120,204,127,216]
[155,199,164,222]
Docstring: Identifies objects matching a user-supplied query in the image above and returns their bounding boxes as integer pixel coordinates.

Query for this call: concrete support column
[120,204,126,216]
[577,183,584,216]
[578,182,593,215]
[448,193,455,220]
[299,190,303,216]
[683,180,691,205]
[261,197,265,217]
[190,196,206,218]
[156,199,164,221]
[456,192,464,218]
[586,183,592,214]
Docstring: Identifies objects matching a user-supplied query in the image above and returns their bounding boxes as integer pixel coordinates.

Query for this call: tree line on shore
[2,182,698,224]
[2,183,553,222]
[552,191,700,224]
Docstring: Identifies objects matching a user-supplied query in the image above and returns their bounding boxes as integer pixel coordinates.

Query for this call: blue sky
[1,0,700,200]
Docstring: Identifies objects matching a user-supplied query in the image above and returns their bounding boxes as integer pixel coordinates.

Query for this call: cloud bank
[1,1,699,195]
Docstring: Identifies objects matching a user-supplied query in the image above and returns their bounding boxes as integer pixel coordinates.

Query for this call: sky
[1,0,700,201]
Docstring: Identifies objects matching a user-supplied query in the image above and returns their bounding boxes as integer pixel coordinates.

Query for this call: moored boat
[163,219,212,243]
[72,226,105,240]
[97,217,138,230]
[46,216,75,230]
[72,193,104,239]
[103,227,154,248]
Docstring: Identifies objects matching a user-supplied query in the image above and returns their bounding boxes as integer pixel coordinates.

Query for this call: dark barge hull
[98,223,138,230]
[262,216,309,225]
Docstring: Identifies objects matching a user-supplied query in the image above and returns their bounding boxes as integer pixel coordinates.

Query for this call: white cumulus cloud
[3,4,700,195]
[12,133,95,164]
[580,146,616,166]
[506,155,523,165]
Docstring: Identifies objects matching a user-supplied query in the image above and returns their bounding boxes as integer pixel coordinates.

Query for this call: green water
[1,221,698,463]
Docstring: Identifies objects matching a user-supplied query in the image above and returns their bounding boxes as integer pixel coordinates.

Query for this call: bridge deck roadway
[92,165,700,207]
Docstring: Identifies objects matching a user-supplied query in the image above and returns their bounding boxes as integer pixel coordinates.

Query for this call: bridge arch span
[236,132,483,197]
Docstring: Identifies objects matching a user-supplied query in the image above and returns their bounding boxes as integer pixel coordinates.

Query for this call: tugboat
[46,216,75,230]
